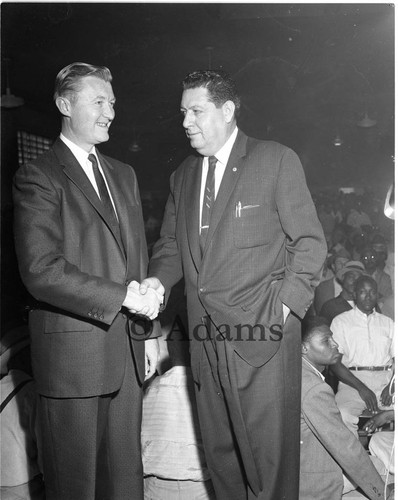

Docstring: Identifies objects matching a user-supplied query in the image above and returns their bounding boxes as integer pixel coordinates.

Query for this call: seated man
[141,329,216,500]
[320,260,364,325]
[300,316,393,500]
[312,255,349,314]
[330,276,394,435]
[361,246,393,302]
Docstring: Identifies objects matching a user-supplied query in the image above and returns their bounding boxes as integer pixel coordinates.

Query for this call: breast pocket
[233,203,272,248]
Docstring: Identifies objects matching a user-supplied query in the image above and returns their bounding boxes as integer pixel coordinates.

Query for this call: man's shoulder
[15,142,59,180]
[301,362,326,399]
[98,151,131,171]
[316,277,334,292]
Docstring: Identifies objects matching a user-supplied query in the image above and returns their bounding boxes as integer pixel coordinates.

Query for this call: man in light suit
[13,62,163,500]
[140,70,327,499]
[300,316,392,500]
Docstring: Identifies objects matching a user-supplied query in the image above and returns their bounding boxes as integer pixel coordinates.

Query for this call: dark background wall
[1,2,395,328]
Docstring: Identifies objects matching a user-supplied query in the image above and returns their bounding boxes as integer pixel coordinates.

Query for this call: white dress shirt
[198,126,238,232]
[59,134,118,215]
[330,306,394,367]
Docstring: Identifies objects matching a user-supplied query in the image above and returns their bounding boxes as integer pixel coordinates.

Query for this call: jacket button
[88,312,92,317]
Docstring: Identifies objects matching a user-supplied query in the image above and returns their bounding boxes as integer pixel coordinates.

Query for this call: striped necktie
[200,155,217,255]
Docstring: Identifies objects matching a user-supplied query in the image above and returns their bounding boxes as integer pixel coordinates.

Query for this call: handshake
[122,277,165,320]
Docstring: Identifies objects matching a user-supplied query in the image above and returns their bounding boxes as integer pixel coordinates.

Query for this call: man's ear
[301,343,308,355]
[55,96,72,117]
[222,100,235,123]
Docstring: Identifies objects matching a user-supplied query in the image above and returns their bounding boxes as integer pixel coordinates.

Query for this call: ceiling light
[333,134,343,146]
[129,140,142,153]
[1,87,24,108]
[357,113,377,128]
[1,58,24,109]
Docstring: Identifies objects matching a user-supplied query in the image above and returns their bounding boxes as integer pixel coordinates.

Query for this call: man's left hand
[144,338,159,380]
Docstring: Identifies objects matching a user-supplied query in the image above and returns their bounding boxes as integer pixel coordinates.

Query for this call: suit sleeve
[148,170,184,294]
[302,381,385,499]
[13,163,127,325]
[275,147,327,317]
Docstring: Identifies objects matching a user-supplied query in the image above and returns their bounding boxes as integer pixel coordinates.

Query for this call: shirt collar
[353,305,376,318]
[60,133,97,164]
[213,126,238,165]
[302,356,325,381]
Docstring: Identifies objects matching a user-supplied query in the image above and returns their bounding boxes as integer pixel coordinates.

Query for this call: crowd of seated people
[312,190,394,317]
[305,189,395,497]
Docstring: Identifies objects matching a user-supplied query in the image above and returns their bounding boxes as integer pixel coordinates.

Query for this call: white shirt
[59,134,118,215]
[330,306,394,367]
[199,126,238,232]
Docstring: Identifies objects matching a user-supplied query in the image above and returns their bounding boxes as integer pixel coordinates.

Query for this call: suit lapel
[184,155,202,270]
[97,154,127,257]
[53,139,125,257]
[202,131,247,257]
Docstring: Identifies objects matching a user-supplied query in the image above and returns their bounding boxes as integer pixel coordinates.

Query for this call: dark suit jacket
[149,130,327,370]
[319,294,353,324]
[300,360,385,500]
[313,277,340,315]
[13,138,153,398]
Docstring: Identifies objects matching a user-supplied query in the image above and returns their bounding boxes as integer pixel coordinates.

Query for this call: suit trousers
[194,314,301,500]
[37,339,144,500]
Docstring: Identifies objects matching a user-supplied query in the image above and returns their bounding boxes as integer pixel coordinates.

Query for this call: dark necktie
[200,155,217,255]
[88,154,120,233]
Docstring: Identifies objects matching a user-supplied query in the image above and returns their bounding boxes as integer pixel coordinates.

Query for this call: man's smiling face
[63,75,115,152]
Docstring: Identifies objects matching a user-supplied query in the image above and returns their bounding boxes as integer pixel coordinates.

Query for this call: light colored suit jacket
[300,360,385,500]
[13,138,153,397]
[150,130,326,370]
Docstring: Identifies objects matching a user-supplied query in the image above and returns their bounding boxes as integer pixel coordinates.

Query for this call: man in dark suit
[319,260,365,324]
[139,70,327,499]
[13,62,164,500]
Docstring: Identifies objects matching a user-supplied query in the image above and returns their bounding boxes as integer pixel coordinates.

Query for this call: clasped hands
[123,277,165,320]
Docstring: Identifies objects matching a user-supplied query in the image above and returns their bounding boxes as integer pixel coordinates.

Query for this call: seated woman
[300,315,394,500]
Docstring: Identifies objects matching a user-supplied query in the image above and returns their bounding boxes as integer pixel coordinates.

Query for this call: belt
[349,365,392,371]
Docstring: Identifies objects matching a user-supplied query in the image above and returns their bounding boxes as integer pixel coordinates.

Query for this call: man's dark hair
[182,70,241,117]
[354,275,377,293]
[301,315,329,343]
[54,62,112,102]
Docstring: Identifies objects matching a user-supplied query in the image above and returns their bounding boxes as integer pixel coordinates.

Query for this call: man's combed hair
[182,70,241,116]
[301,315,329,343]
[54,62,112,102]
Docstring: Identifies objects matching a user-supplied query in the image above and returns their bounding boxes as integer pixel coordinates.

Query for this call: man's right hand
[139,277,165,299]
[122,280,163,320]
